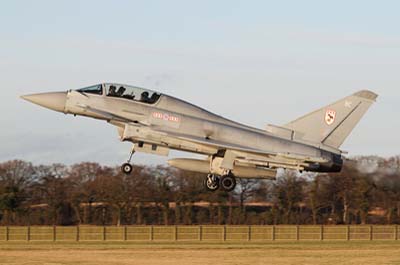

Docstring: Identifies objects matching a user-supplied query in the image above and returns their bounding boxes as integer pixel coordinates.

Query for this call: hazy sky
[1,0,399,166]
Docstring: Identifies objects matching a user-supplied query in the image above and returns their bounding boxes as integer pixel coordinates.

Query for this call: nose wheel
[121,145,135,174]
[121,163,133,174]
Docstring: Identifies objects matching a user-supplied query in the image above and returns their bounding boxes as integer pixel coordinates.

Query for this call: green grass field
[1,241,400,265]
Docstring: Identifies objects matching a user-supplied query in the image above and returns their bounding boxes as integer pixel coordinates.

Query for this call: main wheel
[220,174,236,192]
[204,174,220,192]
[121,163,133,174]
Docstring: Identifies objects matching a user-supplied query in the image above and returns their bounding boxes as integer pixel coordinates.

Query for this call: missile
[168,158,276,179]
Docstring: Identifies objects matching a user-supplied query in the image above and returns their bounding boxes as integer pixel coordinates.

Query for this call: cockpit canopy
[77,84,103,95]
[76,83,161,104]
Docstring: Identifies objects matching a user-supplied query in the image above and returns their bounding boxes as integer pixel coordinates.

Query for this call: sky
[1,0,399,166]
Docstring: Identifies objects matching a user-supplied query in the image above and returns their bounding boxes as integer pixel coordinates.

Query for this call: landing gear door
[134,142,170,156]
[220,150,236,170]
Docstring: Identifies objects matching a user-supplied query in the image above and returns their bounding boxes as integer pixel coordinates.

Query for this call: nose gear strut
[121,145,135,174]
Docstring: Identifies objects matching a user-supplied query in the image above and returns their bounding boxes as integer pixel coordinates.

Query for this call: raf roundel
[325,109,336,125]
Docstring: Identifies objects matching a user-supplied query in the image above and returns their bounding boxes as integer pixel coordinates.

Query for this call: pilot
[149,93,160,103]
[116,86,126,97]
[140,91,150,103]
[108,85,117,96]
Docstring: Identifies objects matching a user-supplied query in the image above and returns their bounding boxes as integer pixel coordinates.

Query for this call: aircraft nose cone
[21,92,67,113]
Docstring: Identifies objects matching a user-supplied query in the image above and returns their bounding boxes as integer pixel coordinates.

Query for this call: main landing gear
[121,145,135,174]
[204,174,220,191]
[204,173,236,192]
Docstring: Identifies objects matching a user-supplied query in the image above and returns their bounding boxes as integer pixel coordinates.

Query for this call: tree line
[0,156,399,226]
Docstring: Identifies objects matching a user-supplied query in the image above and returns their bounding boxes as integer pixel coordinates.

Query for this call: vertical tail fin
[284,90,378,149]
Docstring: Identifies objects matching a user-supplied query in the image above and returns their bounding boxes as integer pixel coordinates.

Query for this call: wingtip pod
[353,90,378,101]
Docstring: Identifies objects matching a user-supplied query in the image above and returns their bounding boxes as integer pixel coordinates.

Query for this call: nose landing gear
[121,145,135,174]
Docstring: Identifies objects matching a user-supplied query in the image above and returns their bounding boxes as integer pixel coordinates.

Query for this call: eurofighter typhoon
[21,84,377,192]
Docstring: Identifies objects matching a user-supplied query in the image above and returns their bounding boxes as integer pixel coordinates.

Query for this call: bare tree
[272,171,306,224]
[34,164,71,224]
[0,160,35,225]
[304,174,326,225]
[1,155,400,226]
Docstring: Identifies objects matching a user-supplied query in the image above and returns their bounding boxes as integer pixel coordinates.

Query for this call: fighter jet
[21,84,377,192]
